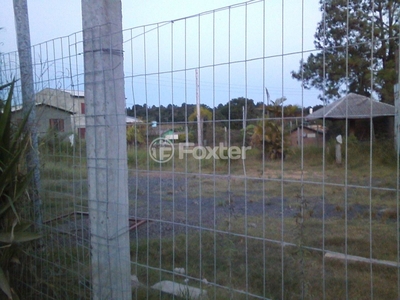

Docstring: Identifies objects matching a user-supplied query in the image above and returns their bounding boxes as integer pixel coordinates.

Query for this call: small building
[13,88,142,139]
[12,103,74,136]
[35,88,86,137]
[307,93,395,140]
[147,123,175,137]
[290,124,327,147]
[126,116,143,125]
[161,129,178,141]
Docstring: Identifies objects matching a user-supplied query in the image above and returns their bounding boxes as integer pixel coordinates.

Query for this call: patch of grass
[40,154,87,182]
[131,217,398,299]
[131,231,303,299]
[381,208,398,222]
[289,145,325,167]
[128,146,153,168]
[34,132,400,298]
[40,161,89,221]
[216,200,227,207]
[133,286,178,299]
[14,234,91,299]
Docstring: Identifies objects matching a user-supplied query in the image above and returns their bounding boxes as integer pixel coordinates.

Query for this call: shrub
[0,81,41,299]
[127,124,146,146]
[247,120,291,160]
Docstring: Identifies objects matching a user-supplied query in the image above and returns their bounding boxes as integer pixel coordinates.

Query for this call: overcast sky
[1,0,323,108]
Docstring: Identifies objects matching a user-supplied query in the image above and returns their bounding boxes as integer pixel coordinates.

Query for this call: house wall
[12,106,73,136]
[36,89,84,113]
[374,116,394,140]
[337,117,393,141]
[290,127,323,147]
[36,88,85,135]
[147,124,173,137]
[17,89,146,139]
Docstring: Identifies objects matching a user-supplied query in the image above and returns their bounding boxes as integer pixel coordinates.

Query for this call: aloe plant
[0,80,41,299]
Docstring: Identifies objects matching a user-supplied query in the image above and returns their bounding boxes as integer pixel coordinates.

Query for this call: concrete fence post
[81,1,131,299]
[13,0,42,231]
[336,134,342,165]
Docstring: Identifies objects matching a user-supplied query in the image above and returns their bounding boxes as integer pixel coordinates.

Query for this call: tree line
[126,97,321,129]
[128,1,399,125]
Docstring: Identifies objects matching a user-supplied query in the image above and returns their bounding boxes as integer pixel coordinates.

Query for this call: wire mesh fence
[1,0,400,299]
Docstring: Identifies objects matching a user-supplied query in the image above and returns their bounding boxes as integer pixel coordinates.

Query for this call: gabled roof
[307,93,395,120]
[126,116,143,123]
[63,89,85,97]
[12,102,75,114]
[35,88,83,113]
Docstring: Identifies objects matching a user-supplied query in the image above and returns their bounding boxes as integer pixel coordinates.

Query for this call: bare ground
[128,171,387,240]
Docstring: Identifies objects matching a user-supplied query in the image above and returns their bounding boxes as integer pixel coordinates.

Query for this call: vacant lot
[40,143,399,299]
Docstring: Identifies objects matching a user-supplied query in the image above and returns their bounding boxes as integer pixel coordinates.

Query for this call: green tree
[292,0,399,104]
[188,106,212,145]
[126,124,146,146]
[219,97,258,129]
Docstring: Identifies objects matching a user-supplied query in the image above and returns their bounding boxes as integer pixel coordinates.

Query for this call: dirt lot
[128,171,388,239]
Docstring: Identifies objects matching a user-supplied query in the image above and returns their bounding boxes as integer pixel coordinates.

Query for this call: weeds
[131,223,398,299]
[32,117,400,299]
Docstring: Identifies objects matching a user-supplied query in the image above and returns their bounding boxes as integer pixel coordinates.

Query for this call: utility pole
[196,69,202,146]
[242,105,246,131]
[13,0,42,231]
[265,87,270,119]
[395,19,400,151]
[81,1,131,299]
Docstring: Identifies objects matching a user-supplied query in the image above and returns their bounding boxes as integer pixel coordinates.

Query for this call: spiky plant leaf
[0,232,41,244]
[10,289,20,300]
[0,81,14,150]
[0,80,40,299]
[0,265,12,299]
[250,117,290,160]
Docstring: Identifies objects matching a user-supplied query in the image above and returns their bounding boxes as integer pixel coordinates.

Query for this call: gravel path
[54,172,388,244]
[127,172,382,239]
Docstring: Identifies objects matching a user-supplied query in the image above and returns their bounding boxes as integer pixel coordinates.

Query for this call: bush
[324,134,397,167]
[0,81,41,299]
[127,124,146,146]
[39,128,75,156]
[177,133,187,143]
[247,120,291,160]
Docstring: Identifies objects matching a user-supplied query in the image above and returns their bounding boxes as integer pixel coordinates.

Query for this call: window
[81,103,85,114]
[78,128,86,139]
[49,119,65,132]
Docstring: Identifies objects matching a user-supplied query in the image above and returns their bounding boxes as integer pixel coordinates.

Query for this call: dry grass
[131,214,398,299]
[38,140,399,299]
